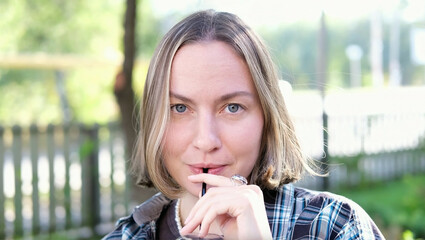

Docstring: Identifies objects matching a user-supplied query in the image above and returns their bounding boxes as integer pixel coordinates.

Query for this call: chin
[184,183,201,197]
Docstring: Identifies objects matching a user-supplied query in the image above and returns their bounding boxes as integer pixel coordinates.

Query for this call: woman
[104,10,384,240]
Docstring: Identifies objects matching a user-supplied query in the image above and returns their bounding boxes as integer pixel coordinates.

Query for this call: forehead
[169,41,257,94]
[172,41,245,73]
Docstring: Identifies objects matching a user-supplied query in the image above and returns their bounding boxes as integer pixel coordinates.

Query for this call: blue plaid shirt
[103,184,384,239]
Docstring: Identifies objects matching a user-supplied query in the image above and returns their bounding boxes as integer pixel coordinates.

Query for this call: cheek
[226,115,264,160]
[162,123,189,154]
[239,115,263,146]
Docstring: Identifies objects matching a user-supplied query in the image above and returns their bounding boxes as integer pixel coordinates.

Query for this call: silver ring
[231,174,248,186]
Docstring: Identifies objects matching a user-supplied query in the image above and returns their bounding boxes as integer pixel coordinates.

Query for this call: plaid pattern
[103,185,384,240]
[265,185,384,239]
[102,219,151,240]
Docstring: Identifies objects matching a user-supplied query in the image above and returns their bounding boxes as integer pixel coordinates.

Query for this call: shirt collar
[132,192,172,225]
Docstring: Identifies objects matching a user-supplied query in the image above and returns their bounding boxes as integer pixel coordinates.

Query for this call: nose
[193,112,222,152]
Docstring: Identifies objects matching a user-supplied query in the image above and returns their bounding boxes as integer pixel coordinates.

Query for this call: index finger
[188,173,235,188]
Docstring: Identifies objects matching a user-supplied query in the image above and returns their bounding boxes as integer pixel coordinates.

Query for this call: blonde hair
[133,10,318,199]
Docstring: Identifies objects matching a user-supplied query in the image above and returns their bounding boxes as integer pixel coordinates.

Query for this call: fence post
[12,125,23,237]
[47,124,56,233]
[108,122,116,222]
[80,124,100,230]
[0,126,5,239]
[63,124,72,229]
[30,124,40,235]
[321,111,330,190]
[317,11,329,190]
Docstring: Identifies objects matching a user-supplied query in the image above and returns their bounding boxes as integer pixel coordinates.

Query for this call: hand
[180,174,272,240]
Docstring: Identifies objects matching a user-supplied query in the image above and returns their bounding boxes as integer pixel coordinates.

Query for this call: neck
[179,192,199,226]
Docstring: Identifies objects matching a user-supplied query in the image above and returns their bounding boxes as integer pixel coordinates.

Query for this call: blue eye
[172,104,187,113]
[226,104,240,113]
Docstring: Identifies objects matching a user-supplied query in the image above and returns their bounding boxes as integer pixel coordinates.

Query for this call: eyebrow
[219,91,254,102]
[169,92,195,104]
[169,91,254,104]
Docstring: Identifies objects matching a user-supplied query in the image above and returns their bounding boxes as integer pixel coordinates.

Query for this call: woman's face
[162,41,264,197]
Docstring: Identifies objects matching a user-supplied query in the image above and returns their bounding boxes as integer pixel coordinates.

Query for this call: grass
[12,229,103,240]
[335,174,425,239]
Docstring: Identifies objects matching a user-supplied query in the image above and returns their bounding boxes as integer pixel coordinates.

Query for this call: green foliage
[402,229,424,240]
[0,0,123,54]
[261,23,317,88]
[1,1,424,126]
[14,231,103,240]
[403,230,415,240]
[136,0,163,58]
[336,175,425,239]
[65,68,120,124]
[79,139,96,160]
[0,67,121,125]
[0,0,125,125]
[0,69,62,125]
[0,0,164,126]
[261,16,422,90]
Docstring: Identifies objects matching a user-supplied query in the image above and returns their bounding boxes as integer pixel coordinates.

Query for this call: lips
[189,164,227,175]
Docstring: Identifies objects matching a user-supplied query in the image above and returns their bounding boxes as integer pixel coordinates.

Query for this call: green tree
[0,0,124,125]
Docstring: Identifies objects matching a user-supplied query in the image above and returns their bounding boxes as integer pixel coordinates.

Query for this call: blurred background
[0,0,424,239]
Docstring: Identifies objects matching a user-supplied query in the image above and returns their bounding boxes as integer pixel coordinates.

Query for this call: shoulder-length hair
[133,9,318,199]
